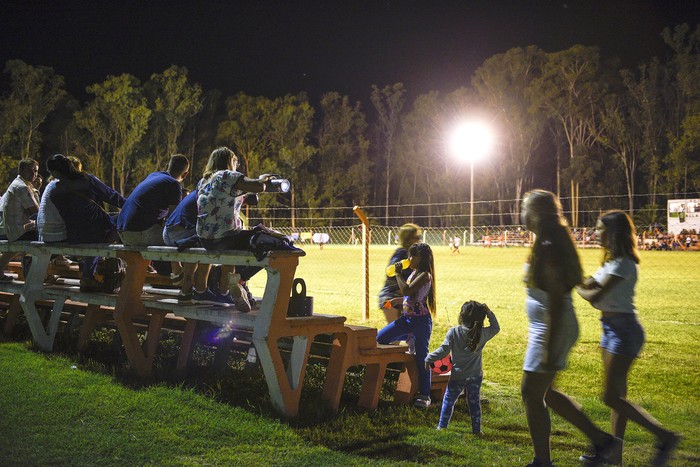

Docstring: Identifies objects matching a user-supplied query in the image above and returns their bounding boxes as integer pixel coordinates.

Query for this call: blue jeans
[376,313,432,397]
[438,375,483,432]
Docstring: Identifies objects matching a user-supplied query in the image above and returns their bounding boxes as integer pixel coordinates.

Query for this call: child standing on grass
[576,210,681,466]
[426,301,499,433]
[377,242,436,408]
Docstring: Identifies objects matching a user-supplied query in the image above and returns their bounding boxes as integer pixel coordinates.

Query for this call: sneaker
[192,288,222,305]
[44,274,60,285]
[50,255,73,267]
[0,274,14,283]
[413,395,431,408]
[406,335,416,355]
[652,432,682,467]
[177,290,193,303]
[79,277,103,292]
[579,435,622,466]
[170,272,184,286]
[213,290,253,312]
[435,426,444,430]
[230,283,252,313]
[240,281,256,308]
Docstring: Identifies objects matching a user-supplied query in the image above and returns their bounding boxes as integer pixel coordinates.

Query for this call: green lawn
[1,246,698,465]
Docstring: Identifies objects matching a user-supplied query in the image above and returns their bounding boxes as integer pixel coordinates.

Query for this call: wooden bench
[0,240,347,417]
[430,372,450,402]
[322,324,419,411]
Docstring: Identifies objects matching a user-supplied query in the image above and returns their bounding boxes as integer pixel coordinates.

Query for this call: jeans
[376,313,432,397]
[438,375,483,431]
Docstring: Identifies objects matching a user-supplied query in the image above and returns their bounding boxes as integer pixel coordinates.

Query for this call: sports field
[1,246,698,465]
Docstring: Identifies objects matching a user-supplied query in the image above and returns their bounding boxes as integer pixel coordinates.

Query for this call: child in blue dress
[426,301,500,433]
[377,242,436,408]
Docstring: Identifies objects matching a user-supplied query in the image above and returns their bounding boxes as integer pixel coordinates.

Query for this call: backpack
[94,257,127,293]
[248,224,299,260]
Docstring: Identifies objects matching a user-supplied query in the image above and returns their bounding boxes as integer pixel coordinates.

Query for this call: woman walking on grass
[520,189,618,467]
[377,242,436,408]
[576,210,681,466]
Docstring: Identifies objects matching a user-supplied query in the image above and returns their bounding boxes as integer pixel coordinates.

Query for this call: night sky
[2,1,700,103]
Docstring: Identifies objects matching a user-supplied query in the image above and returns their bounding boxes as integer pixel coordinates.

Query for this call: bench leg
[287,335,309,390]
[430,383,449,403]
[77,304,106,351]
[212,331,235,373]
[393,360,419,405]
[253,334,313,417]
[3,294,22,335]
[358,362,388,410]
[321,332,350,412]
[114,251,153,378]
[176,319,198,375]
[143,311,166,363]
[19,253,56,351]
[20,296,66,352]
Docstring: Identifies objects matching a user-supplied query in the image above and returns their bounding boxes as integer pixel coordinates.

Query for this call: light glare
[450,121,494,162]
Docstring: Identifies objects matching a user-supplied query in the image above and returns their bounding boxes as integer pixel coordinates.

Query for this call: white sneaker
[230,283,252,313]
[413,395,431,408]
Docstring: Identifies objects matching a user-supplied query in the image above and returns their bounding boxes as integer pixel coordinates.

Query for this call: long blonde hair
[202,147,236,181]
[523,189,582,291]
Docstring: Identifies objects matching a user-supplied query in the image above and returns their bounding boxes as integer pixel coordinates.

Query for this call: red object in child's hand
[429,355,453,375]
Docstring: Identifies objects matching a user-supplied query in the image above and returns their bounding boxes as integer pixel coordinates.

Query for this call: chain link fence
[244,224,697,326]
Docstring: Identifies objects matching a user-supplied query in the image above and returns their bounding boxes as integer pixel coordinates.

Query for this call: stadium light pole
[450,121,495,244]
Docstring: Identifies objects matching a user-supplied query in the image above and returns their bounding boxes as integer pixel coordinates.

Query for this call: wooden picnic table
[0,241,348,417]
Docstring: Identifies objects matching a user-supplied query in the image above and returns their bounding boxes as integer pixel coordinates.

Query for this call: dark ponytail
[459,301,488,352]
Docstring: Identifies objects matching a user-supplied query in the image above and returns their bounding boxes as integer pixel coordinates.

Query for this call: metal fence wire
[274,224,696,249]
[250,224,698,322]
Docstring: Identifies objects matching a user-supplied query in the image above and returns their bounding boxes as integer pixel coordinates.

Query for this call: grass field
[1,246,698,465]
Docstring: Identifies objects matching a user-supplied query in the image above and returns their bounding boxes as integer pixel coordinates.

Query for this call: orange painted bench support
[429,372,451,402]
[322,324,418,411]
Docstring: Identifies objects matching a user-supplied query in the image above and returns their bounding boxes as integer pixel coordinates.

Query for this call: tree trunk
[384,153,390,226]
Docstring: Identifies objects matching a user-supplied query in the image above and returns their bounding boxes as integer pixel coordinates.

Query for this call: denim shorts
[600,313,645,358]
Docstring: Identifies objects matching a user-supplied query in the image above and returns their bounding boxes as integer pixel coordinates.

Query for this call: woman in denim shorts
[577,210,681,466]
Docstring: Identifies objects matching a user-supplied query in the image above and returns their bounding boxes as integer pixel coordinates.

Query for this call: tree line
[1,24,698,228]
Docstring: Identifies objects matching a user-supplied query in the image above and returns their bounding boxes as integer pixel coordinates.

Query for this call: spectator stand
[0,241,429,417]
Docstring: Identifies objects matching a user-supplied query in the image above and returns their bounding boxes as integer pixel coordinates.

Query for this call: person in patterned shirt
[195,146,275,311]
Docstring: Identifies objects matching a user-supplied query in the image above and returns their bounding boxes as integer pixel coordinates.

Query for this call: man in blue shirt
[117,154,189,246]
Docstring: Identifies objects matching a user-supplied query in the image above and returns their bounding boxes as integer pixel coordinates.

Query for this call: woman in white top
[577,210,681,466]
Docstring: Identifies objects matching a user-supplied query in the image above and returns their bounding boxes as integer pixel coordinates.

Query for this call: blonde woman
[520,189,618,467]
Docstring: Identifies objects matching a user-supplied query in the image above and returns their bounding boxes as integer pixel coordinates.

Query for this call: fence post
[353,206,370,321]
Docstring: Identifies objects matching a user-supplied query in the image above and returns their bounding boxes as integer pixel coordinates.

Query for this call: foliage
[3,22,700,224]
[145,65,203,172]
[528,45,604,227]
[75,74,151,194]
[0,59,67,160]
[315,92,371,219]
[473,46,546,224]
[370,83,406,224]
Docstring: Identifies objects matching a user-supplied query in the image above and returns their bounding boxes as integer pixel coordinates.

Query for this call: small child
[426,301,500,433]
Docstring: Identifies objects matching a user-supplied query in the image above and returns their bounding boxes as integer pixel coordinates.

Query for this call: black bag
[248,224,300,260]
[94,257,126,293]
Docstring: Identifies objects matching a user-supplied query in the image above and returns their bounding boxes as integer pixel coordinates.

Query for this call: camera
[264,178,291,193]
